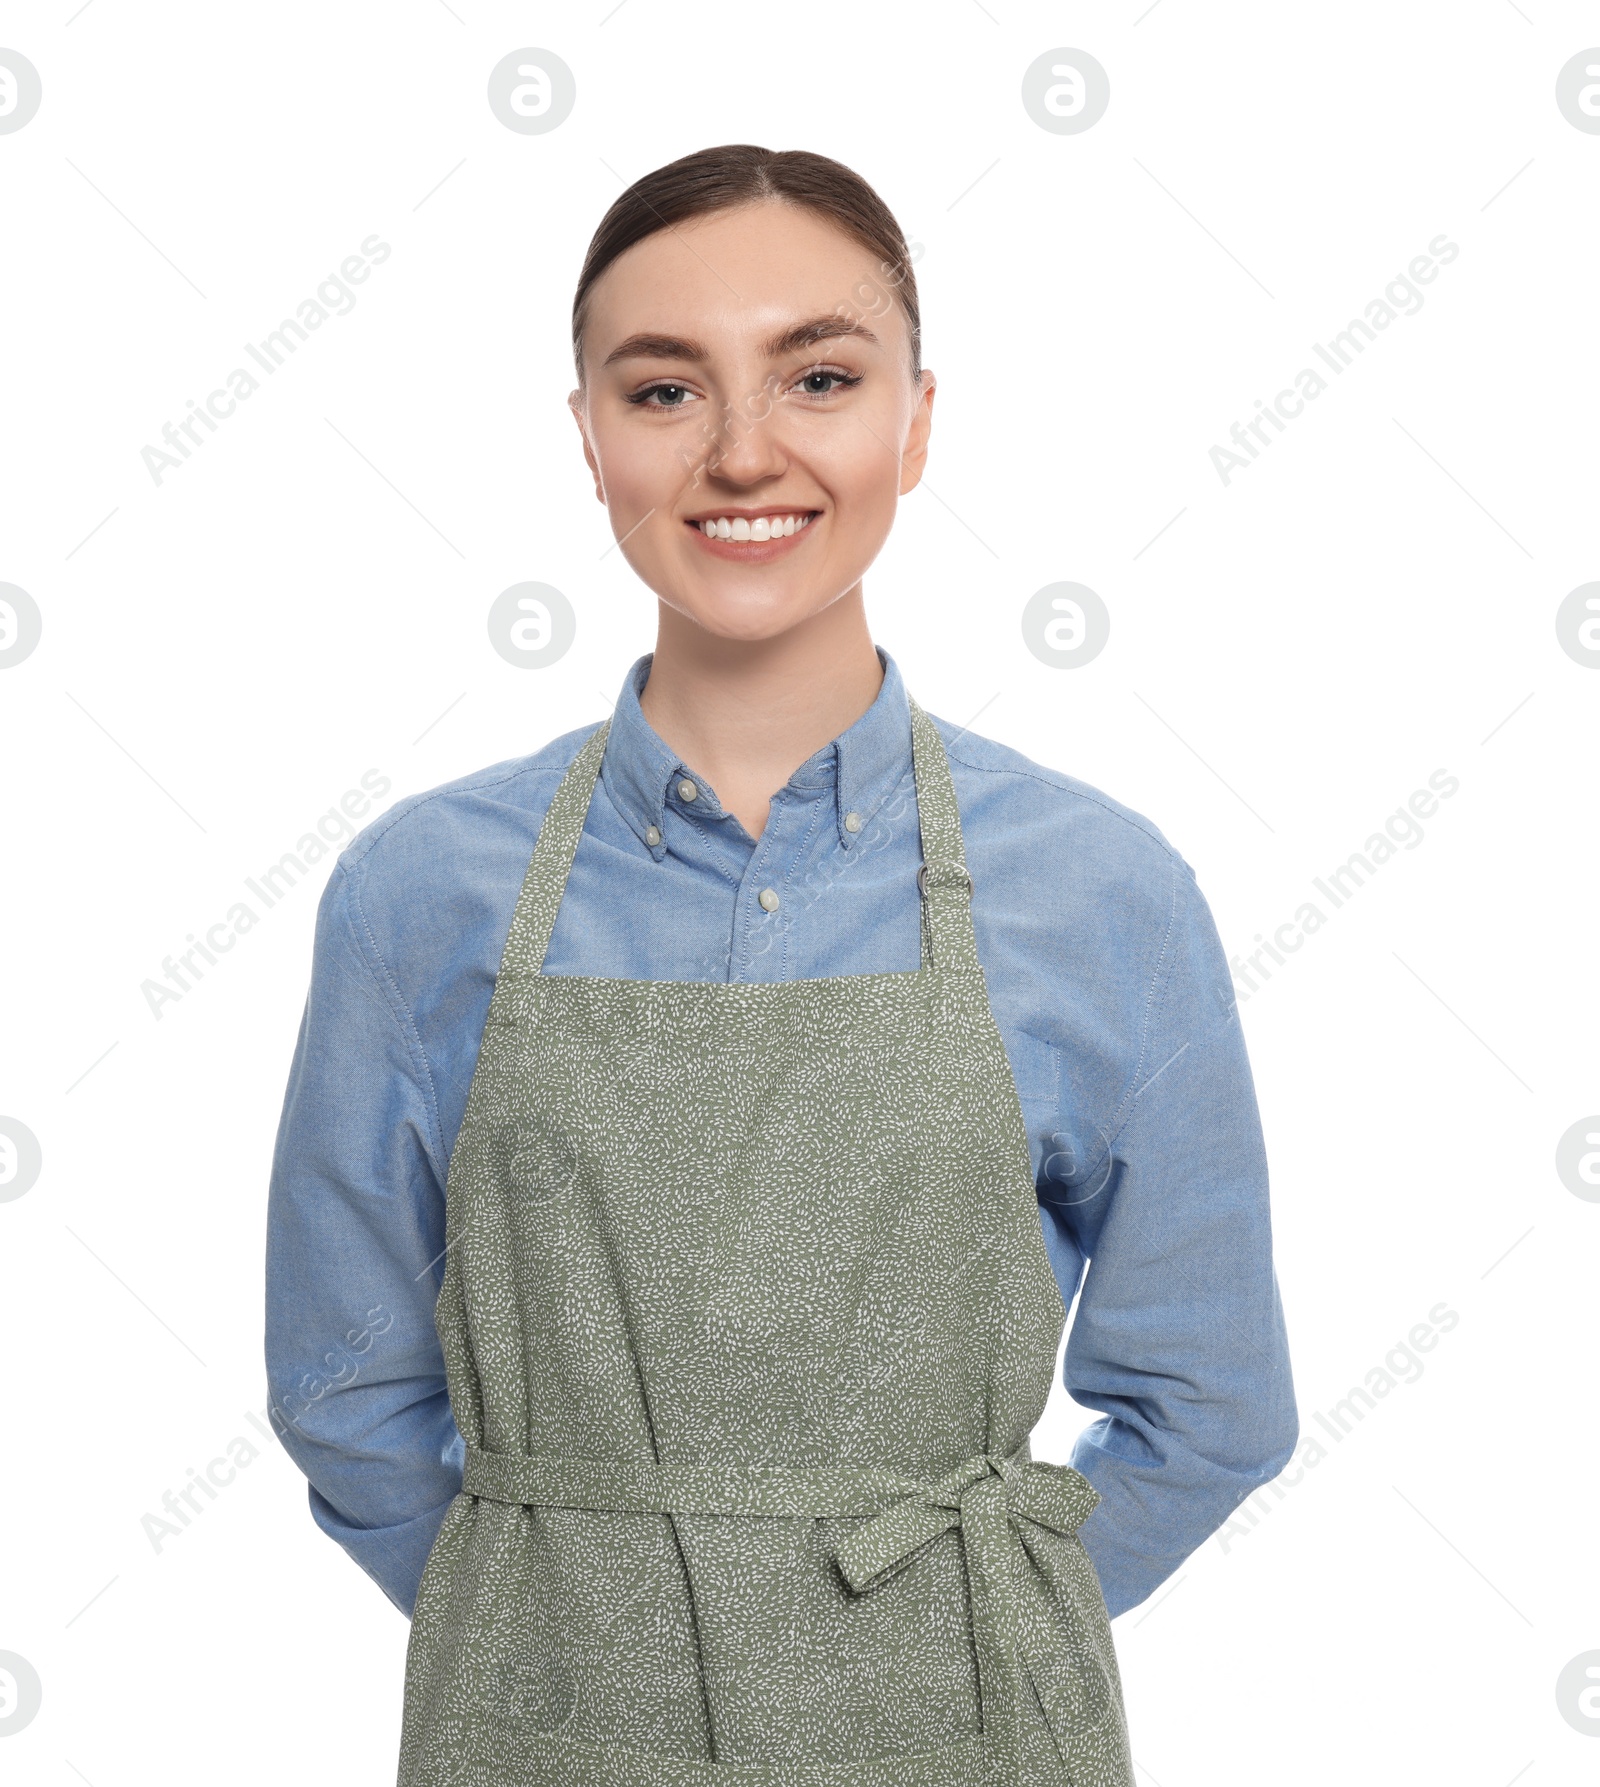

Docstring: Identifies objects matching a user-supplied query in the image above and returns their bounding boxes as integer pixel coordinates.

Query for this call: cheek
[810,410,907,518]
[588,417,693,509]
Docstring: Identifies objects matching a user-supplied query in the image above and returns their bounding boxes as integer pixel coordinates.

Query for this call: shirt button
[644,825,662,847]
[844,810,862,833]
[758,887,780,912]
[678,778,698,802]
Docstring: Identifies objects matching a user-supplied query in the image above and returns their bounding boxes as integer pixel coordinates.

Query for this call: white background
[1,3,1596,1783]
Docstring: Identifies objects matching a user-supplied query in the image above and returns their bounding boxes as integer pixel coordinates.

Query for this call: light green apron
[396,697,1136,1787]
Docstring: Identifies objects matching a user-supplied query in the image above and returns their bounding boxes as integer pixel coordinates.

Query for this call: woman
[265,145,1297,1786]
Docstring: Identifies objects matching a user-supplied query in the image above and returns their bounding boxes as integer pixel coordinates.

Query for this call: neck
[638,587,884,841]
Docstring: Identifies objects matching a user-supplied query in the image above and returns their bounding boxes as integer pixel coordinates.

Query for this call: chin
[622,553,847,640]
[668,589,829,643]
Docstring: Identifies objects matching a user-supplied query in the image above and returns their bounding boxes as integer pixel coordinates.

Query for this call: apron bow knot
[832,1450,1098,1594]
[833,1451,1102,1779]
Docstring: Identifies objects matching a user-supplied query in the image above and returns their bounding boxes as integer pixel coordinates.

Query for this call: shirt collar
[599,646,912,858]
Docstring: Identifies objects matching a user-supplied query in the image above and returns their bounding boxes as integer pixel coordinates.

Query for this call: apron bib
[396,697,1136,1787]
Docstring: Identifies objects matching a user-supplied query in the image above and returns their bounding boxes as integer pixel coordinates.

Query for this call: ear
[897,370,936,495]
[568,391,605,504]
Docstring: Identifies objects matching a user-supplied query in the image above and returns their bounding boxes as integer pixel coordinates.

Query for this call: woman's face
[570,199,934,643]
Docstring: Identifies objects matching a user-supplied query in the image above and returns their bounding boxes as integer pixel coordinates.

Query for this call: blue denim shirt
[263,646,1297,1622]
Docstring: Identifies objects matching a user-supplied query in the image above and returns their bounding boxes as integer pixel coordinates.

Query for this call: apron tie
[832,1452,1101,1782]
[459,1443,1101,1778]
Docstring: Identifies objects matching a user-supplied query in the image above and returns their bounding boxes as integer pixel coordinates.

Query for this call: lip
[683,508,821,564]
[682,504,819,524]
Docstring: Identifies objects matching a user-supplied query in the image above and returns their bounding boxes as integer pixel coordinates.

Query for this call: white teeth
[697,513,813,541]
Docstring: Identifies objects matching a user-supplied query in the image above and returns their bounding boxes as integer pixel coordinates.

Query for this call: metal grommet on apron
[396,697,1137,1787]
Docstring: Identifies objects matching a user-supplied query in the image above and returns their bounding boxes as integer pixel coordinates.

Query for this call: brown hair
[571,144,921,385]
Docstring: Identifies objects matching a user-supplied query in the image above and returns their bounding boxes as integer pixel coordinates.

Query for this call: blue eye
[625,382,695,409]
[795,368,862,396]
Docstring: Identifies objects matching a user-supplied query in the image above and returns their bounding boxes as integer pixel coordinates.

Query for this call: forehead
[583,199,907,362]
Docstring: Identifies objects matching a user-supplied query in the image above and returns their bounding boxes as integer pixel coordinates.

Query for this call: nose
[698,383,791,488]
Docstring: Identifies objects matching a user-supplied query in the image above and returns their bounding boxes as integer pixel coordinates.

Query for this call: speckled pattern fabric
[395,698,1136,1787]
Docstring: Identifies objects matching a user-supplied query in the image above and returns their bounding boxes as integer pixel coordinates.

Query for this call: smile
[684,510,820,561]
[692,511,815,541]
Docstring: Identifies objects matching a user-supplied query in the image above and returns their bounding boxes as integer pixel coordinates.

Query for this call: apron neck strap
[906,696,979,973]
[501,693,979,976]
[500,718,612,975]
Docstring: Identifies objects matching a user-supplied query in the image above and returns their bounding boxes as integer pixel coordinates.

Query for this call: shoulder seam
[342,725,604,873]
[931,715,1193,1186]
[937,726,1183,864]
[1096,853,1187,1164]
[336,856,448,1179]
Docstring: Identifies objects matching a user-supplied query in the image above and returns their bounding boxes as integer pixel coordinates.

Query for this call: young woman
[265,145,1297,1786]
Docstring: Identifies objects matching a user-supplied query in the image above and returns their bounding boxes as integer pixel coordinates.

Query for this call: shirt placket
[727,782,827,985]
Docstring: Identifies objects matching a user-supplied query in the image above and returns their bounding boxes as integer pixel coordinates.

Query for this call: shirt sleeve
[1051,852,1298,1619]
[263,857,462,1618]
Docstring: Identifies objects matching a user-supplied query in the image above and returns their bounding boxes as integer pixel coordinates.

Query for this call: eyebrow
[601,315,881,368]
